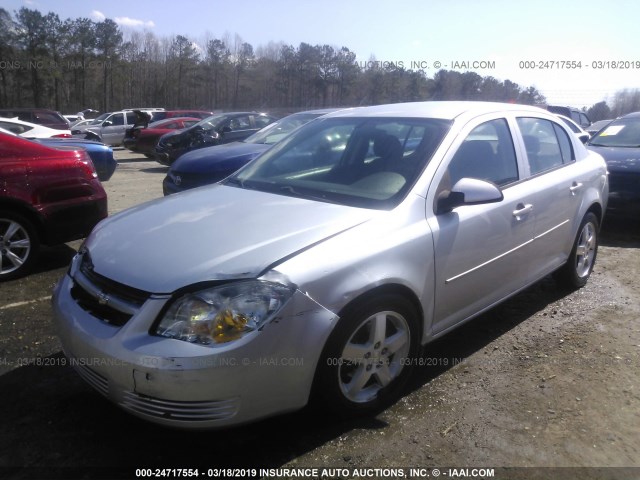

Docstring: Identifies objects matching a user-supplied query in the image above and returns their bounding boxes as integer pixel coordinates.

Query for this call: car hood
[161,127,192,141]
[84,185,375,293]
[171,142,270,173]
[587,145,640,173]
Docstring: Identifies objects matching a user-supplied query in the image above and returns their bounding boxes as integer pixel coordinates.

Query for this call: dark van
[544,105,591,129]
[0,108,70,130]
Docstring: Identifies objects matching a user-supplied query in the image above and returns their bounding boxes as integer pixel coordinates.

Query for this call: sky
[3,0,639,108]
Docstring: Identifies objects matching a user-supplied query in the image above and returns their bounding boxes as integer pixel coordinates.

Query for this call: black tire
[0,211,40,281]
[555,212,599,289]
[315,293,420,416]
[144,153,155,158]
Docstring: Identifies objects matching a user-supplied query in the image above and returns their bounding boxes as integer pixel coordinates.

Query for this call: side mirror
[436,177,504,215]
[202,134,219,145]
[102,120,112,127]
[220,126,232,134]
[578,133,590,144]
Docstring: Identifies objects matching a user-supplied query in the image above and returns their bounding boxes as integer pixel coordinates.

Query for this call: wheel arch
[310,282,425,413]
[335,283,425,344]
[0,199,45,243]
[585,201,603,230]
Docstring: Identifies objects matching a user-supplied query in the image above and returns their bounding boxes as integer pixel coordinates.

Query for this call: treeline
[585,90,640,121]
[0,7,549,114]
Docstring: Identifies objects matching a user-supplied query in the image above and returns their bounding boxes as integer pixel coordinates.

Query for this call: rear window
[0,121,33,135]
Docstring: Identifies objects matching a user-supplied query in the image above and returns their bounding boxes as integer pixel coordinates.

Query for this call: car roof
[293,108,342,115]
[621,111,640,119]
[324,101,550,120]
[0,116,45,128]
[0,107,61,113]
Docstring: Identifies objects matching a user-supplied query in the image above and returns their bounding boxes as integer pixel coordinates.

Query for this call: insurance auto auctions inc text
[259,467,495,478]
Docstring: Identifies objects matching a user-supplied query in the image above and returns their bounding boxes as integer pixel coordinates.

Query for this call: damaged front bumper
[52,267,338,429]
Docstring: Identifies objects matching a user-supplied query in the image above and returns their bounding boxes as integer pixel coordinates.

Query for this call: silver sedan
[52,101,608,428]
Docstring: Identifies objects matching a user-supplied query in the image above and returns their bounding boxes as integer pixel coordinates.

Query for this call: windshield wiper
[224,177,245,188]
[589,143,640,148]
[278,185,337,203]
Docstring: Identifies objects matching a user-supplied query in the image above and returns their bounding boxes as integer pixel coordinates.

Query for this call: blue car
[36,138,117,181]
[162,109,339,195]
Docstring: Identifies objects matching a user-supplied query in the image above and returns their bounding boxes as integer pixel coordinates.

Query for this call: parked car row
[73,109,214,147]
[3,101,638,287]
[163,109,339,194]
[123,117,202,157]
[154,112,277,164]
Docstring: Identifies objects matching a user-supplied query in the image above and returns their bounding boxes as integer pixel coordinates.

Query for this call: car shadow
[115,157,157,164]
[140,167,169,174]
[30,244,77,276]
[600,212,640,248]
[0,276,571,475]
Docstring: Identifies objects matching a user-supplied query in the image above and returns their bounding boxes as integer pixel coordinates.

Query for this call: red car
[123,117,201,157]
[0,132,108,280]
[150,110,213,121]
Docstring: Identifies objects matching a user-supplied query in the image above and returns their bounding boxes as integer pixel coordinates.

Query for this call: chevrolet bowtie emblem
[97,291,109,305]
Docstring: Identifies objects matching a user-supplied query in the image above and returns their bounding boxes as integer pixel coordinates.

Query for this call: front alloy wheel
[317,294,419,415]
[0,212,39,281]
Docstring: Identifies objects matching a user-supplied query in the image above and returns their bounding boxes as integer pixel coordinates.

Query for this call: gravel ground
[0,149,638,480]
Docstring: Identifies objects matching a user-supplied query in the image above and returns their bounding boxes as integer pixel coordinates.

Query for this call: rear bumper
[39,183,108,245]
[122,138,140,152]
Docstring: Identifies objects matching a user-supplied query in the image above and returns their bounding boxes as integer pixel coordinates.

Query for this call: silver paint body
[53,102,608,428]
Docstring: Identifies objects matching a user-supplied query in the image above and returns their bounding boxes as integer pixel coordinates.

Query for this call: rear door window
[517,118,573,175]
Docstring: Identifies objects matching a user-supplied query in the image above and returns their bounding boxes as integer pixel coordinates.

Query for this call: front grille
[70,252,150,326]
[72,360,109,397]
[120,391,239,422]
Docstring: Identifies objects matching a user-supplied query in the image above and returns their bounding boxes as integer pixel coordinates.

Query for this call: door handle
[512,203,533,220]
[570,182,583,195]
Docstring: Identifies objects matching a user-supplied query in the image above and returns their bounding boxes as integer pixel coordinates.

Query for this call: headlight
[155,280,295,346]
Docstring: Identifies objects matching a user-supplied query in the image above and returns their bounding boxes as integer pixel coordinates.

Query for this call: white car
[556,114,590,144]
[0,117,72,139]
[53,101,608,429]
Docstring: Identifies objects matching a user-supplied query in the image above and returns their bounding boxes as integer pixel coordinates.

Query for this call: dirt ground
[0,150,638,480]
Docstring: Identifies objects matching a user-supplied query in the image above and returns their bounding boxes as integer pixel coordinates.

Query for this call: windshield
[245,112,323,145]
[91,113,109,125]
[195,114,229,131]
[589,117,640,147]
[225,117,451,210]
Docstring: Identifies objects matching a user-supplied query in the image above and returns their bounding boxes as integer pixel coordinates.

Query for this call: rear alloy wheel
[555,212,599,289]
[317,294,420,415]
[0,212,39,281]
